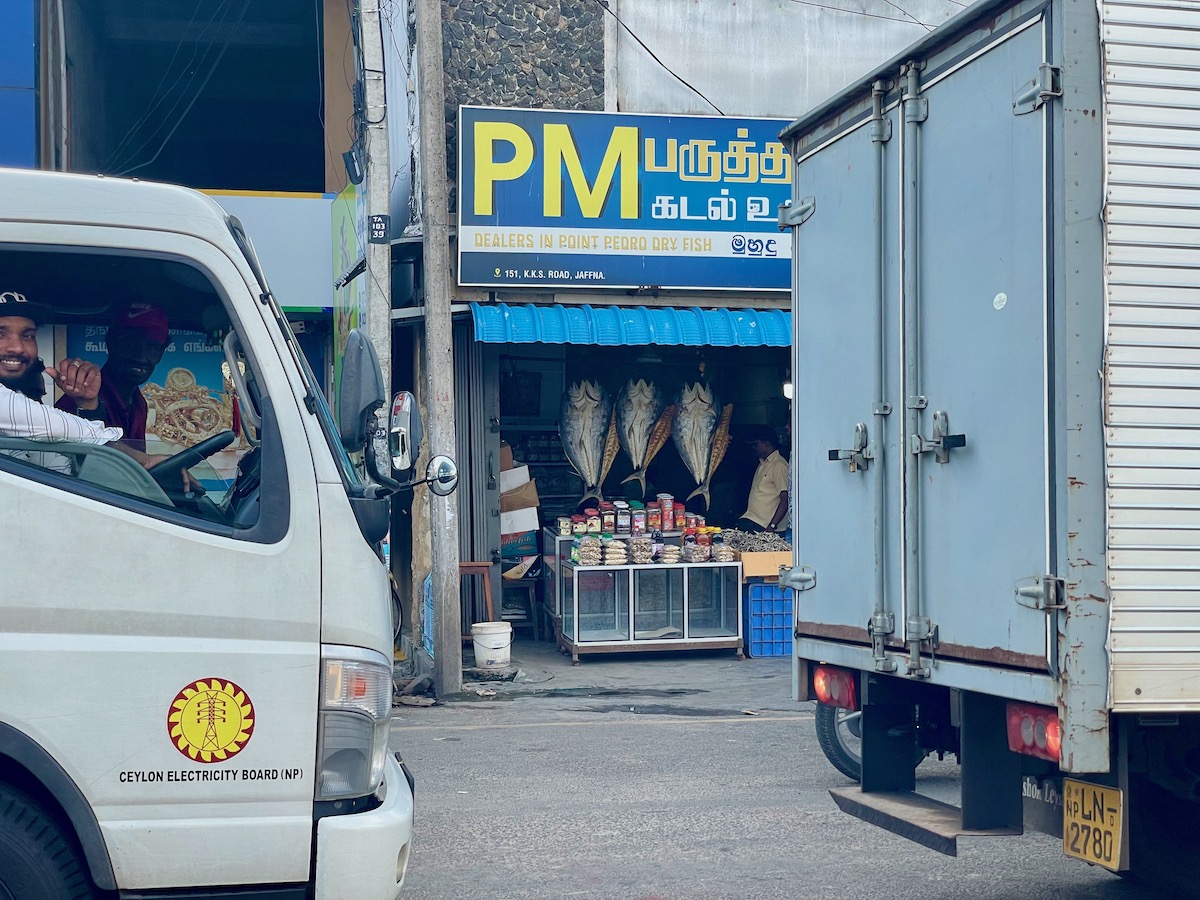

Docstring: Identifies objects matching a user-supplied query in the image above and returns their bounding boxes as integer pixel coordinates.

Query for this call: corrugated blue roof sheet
[469,303,791,347]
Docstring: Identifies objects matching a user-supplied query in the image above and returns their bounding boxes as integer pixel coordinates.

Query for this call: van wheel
[0,784,93,900]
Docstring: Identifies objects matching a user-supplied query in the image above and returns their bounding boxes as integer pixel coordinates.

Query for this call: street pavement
[390,637,1162,900]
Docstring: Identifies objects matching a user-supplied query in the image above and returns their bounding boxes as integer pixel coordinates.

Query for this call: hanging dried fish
[599,411,620,489]
[688,403,734,507]
[671,382,721,509]
[559,380,612,505]
[616,379,666,498]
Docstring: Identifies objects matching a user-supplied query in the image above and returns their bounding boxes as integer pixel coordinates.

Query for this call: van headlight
[317,654,392,800]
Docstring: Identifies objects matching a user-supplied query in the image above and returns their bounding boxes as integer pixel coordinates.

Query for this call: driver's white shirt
[0,382,124,472]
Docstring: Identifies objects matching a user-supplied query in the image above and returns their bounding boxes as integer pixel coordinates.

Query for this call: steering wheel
[149,430,237,492]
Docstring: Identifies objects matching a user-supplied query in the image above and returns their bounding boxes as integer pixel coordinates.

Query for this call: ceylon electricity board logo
[167,679,255,763]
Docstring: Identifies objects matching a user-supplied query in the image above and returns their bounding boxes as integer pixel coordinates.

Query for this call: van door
[0,232,321,889]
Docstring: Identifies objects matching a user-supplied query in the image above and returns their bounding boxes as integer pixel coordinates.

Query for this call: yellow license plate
[1063,779,1123,870]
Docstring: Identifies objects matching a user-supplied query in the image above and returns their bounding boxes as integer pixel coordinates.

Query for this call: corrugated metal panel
[469,303,791,347]
[1104,0,1200,709]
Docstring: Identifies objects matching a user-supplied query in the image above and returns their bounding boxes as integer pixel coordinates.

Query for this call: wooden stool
[501,580,540,642]
[459,561,495,640]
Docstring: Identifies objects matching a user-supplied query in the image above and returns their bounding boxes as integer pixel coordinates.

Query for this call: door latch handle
[828,422,872,473]
[910,410,966,464]
[487,451,497,490]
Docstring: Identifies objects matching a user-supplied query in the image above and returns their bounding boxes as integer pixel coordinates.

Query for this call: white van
[0,169,452,899]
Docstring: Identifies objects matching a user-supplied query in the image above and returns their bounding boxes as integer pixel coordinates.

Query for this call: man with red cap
[57,302,170,445]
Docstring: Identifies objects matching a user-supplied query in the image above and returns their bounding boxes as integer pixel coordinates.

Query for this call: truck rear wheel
[0,784,93,900]
[815,702,863,780]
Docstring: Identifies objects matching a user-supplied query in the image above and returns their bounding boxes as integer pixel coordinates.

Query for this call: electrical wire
[877,0,935,30]
[102,0,223,171]
[109,0,238,173]
[117,0,252,176]
[781,0,939,25]
[584,0,725,115]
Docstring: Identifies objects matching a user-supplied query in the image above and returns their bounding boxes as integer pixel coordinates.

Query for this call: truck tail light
[1006,701,1060,763]
[813,665,857,711]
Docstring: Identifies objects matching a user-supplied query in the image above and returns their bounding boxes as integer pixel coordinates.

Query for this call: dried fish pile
[720,529,792,553]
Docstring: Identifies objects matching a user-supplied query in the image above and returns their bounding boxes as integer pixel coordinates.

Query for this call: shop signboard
[457,106,791,292]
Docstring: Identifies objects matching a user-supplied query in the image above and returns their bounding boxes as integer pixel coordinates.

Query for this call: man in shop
[735,426,789,533]
[56,301,170,444]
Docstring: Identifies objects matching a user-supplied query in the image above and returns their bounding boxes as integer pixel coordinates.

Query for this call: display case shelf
[557,559,743,664]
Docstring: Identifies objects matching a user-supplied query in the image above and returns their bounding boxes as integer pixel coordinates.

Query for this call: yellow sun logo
[167,679,255,763]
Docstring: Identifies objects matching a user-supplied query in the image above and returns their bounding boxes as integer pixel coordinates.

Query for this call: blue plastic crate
[743,582,793,658]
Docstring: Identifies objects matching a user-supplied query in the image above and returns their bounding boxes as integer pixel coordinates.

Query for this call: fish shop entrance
[463,301,792,663]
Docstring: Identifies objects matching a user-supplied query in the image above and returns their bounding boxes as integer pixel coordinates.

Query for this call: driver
[56,302,169,443]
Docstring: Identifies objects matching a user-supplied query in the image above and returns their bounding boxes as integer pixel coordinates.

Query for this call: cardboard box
[500,478,539,513]
[500,440,515,470]
[500,530,539,559]
[499,464,530,493]
[501,555,542,580]
[500,505,539,537]
[500,507,540,558]
[738,550,793,580]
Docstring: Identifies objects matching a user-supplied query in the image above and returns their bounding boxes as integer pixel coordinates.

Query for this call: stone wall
[439,0,606,210]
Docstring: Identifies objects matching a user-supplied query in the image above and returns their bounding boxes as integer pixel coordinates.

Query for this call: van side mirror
[389,391,423,473]
[425,455,458,496]
[337,329,386,451]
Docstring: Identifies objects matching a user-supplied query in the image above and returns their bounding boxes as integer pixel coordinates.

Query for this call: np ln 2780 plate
[1062,779,1122,870]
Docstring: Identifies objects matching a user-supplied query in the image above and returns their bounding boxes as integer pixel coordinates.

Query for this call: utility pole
[358,0,391,380]
[414,0,462,697]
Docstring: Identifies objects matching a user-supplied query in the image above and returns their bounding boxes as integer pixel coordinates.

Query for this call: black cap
[0,291,53,326]
[744,426,779,446]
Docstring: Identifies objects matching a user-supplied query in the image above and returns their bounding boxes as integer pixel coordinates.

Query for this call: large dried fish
[559,380,612,505]
[616,379,666,497]
[599,412,620,488]
[671,382,721,508]
[688,403,734,507]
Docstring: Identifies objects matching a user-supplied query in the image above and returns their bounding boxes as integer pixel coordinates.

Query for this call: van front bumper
[314,753,414,899]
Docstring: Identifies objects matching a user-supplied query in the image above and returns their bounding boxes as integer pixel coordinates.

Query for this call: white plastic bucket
[471,621,513,668]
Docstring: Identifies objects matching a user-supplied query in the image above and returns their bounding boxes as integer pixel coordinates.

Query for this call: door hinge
[1014,575,1066,611]
[1013,63,1063,115]
[780,565,816,592]
[867,612,898,672]
[905,617,938,678]
[778,196,816,230]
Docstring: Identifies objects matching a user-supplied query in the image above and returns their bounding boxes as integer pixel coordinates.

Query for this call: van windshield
[225,218,364,493]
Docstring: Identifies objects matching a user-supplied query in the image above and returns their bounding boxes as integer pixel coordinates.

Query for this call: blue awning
[469,302,791,347]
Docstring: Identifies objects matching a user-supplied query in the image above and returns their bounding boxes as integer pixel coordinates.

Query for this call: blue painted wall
[0,1,36,167]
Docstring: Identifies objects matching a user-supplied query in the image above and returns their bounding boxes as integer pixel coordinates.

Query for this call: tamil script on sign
[457,106,792,292]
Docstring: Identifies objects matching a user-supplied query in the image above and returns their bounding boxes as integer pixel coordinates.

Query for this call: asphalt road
[389,642,1162,900]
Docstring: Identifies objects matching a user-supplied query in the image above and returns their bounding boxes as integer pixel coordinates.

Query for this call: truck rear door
[791,7,1057,673]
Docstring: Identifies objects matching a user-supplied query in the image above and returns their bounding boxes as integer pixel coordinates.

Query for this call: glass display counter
[542,527,691,644]
[558,559,742,664]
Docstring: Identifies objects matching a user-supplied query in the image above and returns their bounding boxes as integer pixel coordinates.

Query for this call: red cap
[111,303,169,345]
